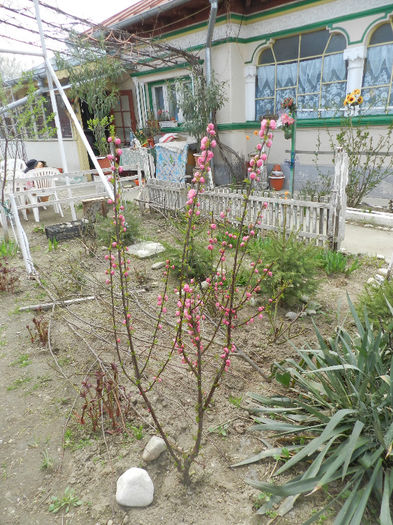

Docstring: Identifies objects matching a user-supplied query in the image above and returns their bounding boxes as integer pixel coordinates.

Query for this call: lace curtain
[362,44,393,114]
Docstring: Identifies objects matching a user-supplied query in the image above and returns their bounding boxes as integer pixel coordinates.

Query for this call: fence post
[329,148,348,251]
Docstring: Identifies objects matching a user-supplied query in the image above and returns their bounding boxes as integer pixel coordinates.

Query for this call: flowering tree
[102,118,277,483]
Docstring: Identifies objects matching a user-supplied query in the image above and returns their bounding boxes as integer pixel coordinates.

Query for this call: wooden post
[329,148,348,251]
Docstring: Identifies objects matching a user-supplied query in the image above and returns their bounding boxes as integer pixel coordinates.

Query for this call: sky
[0,0,139,70]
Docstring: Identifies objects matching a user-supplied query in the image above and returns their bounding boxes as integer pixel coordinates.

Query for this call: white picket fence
[144,151,349,249]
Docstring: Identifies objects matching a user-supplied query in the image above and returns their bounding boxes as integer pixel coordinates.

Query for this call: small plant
[40,449,54,470]
[228,395,242,408]
[318,249,361,276]
[48,487,82,514]
[208,422,230,437]
[7,376,32,391]
[48,237,58,252]
[95,202,140,247]
[236,297,393,523]
[126,423,144,440]
[0,239,17,258]
[11,353,31,368]
[26,313,49,345]
[76,363,134,433]
[247,229,321,306]
[0,259,19,292]
[357,278,393,329]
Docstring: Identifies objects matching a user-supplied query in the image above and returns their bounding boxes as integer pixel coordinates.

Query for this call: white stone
[127,242,165,259]
[377,254,386,260]
[377,268,388,277]
[375,274,385,284]
[200,280,209,290]
[151,261,165,270]
[367,277,379,287]
[142,436,166,463]
[285,311,298,321]
[116,467,154,507]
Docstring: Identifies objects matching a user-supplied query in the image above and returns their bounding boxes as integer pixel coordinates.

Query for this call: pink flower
[107,154,114,160]
[211,139,217,148]
[210,223,217,230]
[116,148,123,156]
[115,137,121,145]
[250,172,256,180]
[261,153,267,161]
[118,166,123,173]
[112,242,117,248]
[270,119,277,129]
[107,137,113,143]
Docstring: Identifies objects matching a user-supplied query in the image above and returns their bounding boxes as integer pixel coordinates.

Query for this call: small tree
[57,35,125,156]
[175,69,227,144]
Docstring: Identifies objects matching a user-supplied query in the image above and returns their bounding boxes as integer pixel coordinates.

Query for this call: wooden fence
[144,151,348,249]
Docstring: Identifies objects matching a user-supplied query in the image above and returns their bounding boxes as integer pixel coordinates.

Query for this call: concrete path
[342,223,393,261]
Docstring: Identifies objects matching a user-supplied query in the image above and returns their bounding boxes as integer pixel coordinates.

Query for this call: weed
[10,353,31,368]
[40,449,54,470]
[63,429,92,451]
[33,225,45,234]
[357,278,393,329]
[125,423,144,440]
[0,259,19,293]
[26,312,48,345]
[95,201,140,246]
[208,422,230,437]
[228,395,242,408]
[7,376,32,391]
[0,239,17,258]
[48,487,82,514]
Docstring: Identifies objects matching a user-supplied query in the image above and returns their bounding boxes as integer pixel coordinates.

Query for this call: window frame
[147,76,191,123]
[362,21,393,115]
[255,29,347,120]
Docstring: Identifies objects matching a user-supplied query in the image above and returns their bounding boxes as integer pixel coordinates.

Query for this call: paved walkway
[342,223,393,261]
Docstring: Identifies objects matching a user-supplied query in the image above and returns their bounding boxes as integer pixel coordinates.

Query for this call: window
[149,78,191,122]
[362,22,393,114]
[255,30,347,119]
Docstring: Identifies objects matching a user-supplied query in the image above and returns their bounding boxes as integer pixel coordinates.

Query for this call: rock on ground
[116,467,154,507]
[142,436,166,462]
[127,242,165,259]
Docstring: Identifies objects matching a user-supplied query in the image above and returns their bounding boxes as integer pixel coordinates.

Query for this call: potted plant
[269,163,285,190]
[157,109,177,129]
[143,112,161,147]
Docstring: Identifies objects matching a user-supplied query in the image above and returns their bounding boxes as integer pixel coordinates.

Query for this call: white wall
[24,139,81,171]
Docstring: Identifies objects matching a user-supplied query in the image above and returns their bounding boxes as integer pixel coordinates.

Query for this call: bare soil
[0,208,383,525]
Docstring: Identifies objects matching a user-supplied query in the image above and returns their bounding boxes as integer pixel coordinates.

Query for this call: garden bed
[0,209,386,525]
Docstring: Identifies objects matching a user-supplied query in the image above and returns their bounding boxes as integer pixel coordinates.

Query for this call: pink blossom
[107,154,114,160]
[116,148,123,156]
[270,119,277,129]
[118,166,123,173]
[107,137,113,143]
[261,153,267,161]
[211,139,217,148]
[210,223,217,230]
[115,137,121,145]
[266,140,273,148]
[112,242,117,248]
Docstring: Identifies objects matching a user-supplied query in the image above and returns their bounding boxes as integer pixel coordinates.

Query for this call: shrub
[0,258,19,292]
[247,230,321,306]
[95,202,140,246]
[357,279,393,329]
[234,298,393,523]
[165,241,213,283]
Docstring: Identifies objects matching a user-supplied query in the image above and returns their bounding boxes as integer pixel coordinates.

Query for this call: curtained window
[255,30,347,119]
[362,22,393,114]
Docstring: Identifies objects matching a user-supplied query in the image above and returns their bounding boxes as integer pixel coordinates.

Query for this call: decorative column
[244,65,257,121]
[343,45,367,94]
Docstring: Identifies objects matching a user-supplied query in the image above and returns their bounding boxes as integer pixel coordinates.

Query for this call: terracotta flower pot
[97,156,111,169]
[269,174,285,191]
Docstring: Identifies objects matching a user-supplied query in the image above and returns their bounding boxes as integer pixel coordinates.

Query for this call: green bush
[357,279,393,329]
[95,202,140,246]
[234,298,393,524]
[247,230,321,306]
[166,242,213,283]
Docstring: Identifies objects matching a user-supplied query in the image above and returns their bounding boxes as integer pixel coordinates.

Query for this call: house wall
[24,139,81,171]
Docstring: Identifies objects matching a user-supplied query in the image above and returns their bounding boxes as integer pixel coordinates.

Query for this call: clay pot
[273,164,282,171]
[97,156,111,169]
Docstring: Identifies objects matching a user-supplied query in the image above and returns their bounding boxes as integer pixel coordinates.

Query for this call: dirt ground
[0,206,385,525]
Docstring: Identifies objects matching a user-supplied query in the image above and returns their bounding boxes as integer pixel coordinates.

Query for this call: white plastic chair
[1,168,29,221]
[0,158,27,172]
[27,167,64,222]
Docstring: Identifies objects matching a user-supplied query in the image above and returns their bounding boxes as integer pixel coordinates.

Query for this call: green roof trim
[216,115,393,131]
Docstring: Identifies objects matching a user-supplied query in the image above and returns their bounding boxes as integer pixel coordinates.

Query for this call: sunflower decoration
[343,89,363,107]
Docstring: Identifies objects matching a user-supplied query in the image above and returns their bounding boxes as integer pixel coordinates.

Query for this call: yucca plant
[233,297,393,524]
